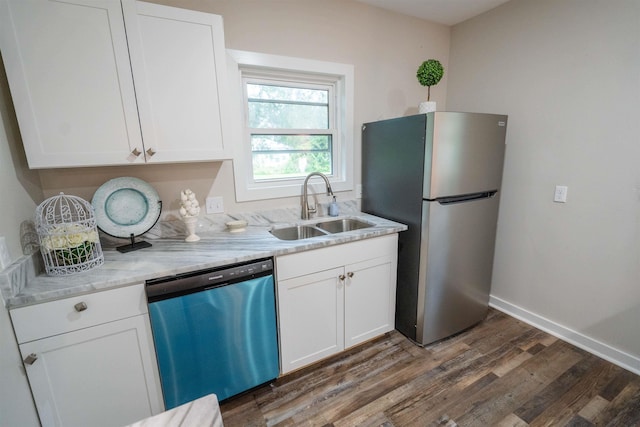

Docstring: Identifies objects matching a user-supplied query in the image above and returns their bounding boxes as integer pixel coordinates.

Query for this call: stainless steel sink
[269,225,329,240]
[270,218,374,240]
[315,218,373,233]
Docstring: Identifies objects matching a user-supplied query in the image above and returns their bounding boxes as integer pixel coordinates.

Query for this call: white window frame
[227,49,354,202]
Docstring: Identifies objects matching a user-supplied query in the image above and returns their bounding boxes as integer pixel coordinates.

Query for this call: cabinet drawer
[11,284,147,343]
[276,234,398,281]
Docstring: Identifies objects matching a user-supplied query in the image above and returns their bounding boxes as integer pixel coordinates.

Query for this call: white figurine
[179,189,200,242]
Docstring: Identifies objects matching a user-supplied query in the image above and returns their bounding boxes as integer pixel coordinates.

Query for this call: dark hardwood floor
[219,309,640,426]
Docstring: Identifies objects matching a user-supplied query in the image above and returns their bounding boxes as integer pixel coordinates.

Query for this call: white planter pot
[419,101,437,113]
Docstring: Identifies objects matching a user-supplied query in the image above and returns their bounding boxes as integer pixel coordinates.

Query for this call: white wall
[447,0,640,373]
[38,0,450,216]
[0,59,42,426]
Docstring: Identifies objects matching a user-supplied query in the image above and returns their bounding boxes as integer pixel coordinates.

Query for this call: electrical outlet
[356,184,363,199]
[205,196,224,214]
[554,185,568,203]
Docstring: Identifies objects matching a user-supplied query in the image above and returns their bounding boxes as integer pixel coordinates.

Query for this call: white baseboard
[489,296,640,376]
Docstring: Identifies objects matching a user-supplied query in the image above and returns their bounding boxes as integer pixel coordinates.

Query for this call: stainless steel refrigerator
[362,112,507,345]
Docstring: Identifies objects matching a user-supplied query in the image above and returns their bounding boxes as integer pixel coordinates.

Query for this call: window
[246,80,333,180]
[228,50,354,202]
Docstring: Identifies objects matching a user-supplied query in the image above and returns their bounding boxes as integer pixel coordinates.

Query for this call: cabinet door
[344,255,397,348]
[20,315,163,427]
[0,0,144,168]
[122,1,230,162]
[278,267,344,374]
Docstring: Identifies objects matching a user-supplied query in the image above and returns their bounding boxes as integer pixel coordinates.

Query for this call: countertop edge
[2,211,406,309]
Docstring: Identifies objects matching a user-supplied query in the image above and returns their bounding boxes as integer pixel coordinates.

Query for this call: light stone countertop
[0,202,406,309]
[124,394,223,427]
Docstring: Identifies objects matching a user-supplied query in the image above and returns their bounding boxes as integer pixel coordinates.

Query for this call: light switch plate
[206,196,224,214]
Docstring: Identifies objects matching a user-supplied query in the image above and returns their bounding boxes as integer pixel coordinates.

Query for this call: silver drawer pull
[74,302,88,312]
[347,272,354,278]
[24,353,38,365]
[146,148,156,158]
[131,148,141,157]
[338,274,346,281]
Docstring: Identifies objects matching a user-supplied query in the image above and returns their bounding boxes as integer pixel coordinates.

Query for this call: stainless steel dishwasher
[146,258,279,409]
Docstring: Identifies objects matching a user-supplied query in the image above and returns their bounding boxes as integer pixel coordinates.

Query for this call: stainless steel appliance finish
[362,112,507,345]
[146,258,279,408]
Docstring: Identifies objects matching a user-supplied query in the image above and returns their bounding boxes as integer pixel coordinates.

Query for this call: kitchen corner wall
[0,59,42,263]
[447,0,640,372]
[38,0,450,218]
[0,59,42,427]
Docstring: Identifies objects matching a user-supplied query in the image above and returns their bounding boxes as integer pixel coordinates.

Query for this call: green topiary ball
[416,59,444,87]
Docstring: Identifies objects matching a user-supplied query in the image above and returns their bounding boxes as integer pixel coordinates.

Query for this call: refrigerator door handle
[430,190,498,205]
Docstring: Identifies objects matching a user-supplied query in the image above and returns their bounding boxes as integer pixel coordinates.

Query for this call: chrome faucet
[302,172,334,220]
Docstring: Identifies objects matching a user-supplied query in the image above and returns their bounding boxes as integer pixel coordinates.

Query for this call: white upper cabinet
[0,0,142,167]
[123,1,229,163]
[0,0,230,168]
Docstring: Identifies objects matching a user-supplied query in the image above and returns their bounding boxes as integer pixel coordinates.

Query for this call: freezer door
[417,194,500,344]
[424,112,507,199]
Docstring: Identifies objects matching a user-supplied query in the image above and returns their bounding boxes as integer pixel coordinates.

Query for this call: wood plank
[331,340,476,427]
[262,337,411,423]
[577,395,609,422]
[383,327,560,426]
[592,380,640,426]
[218,309,640,426]
[493,351,533,377]
[398,340,584,426]
[496,413,529,427]
[514,353,598,423]
[599,369,638,401]
[288,341,478,424]
[527,357,621,427]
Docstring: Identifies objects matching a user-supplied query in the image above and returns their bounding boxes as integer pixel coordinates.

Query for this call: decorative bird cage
[35,193,104,276]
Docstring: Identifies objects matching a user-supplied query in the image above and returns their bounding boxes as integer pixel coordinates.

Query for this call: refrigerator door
[417,193,500,344]
[424,112,507,199]
[362,114,427,340]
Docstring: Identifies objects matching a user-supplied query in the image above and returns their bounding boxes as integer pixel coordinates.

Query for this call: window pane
[248,103,328,129]
[252,151,332,180]
[247,84,327,103]
[251,134,330,152]
[251,135,332,180]
[247,83,329,129]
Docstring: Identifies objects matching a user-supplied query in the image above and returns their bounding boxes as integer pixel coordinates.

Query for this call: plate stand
[117,233,152,253]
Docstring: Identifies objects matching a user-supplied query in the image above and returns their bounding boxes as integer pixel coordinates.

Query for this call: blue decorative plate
[92,177,162,238]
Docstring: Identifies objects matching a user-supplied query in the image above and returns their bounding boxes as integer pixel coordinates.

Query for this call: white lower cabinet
[10,284,163,427]
[276,234,398,374]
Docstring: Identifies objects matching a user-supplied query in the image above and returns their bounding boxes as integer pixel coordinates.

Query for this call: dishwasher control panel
[146,258,273,301]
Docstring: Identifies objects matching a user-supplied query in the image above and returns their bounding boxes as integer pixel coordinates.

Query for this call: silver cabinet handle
[24,353,38,365]
[347,272,354,278]
[146,148,156,158]
[338,274,346,281]
[74,302,87,312]
[127,148,142,162]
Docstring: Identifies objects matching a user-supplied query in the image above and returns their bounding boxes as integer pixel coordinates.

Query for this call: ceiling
[355,0,511,26]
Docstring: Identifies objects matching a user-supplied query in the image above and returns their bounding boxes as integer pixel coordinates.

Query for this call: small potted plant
[416,59,444,113]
